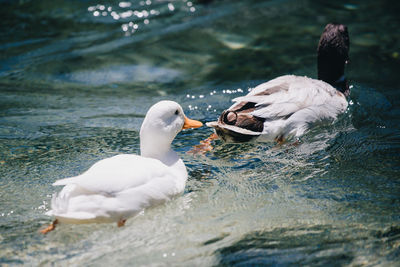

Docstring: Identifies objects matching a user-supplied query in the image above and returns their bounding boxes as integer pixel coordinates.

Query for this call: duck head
[140,100,202,159]
[317,23,350,95]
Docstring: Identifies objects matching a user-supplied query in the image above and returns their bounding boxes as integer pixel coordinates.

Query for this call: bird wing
[52,154,173,196]
[231,75,338,119]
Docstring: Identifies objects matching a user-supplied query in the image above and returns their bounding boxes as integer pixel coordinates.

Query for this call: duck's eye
[174,109,179,115]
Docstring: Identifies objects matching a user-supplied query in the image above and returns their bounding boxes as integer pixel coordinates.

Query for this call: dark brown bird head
[317,23,350,94]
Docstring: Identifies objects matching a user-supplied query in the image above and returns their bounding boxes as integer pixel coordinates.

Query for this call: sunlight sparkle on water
[88,1,198,36]
[119,2,131,8]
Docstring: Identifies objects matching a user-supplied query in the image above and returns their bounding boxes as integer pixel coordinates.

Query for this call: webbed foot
[40,219,58,234]
[187,133,218,155]
[117,219,127,227]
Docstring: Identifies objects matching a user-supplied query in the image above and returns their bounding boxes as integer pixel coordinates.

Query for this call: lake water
[1,0,399,265]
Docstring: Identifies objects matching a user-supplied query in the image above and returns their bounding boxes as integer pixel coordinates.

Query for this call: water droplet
[119,2,132,8]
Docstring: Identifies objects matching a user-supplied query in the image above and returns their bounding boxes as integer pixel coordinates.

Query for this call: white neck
[140,137,188,191]
[140,134,171,160]
[139,131,182,168]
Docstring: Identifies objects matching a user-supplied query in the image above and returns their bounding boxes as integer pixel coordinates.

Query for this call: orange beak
[183,116,203,129]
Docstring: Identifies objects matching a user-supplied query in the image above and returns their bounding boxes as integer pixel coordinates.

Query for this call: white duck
[41,100,202,234]
[207,23,350,143]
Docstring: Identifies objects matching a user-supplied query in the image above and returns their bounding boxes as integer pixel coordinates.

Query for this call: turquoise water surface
[1,0,399,265]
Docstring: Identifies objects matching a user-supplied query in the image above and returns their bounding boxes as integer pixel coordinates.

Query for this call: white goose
[41,100,202,233]
[207,23,350,143]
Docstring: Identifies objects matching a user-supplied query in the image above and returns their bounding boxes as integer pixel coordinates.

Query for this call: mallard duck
[41,100,202,233]
[207,23,350,143]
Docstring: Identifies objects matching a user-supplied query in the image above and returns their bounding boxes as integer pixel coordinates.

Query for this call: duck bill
[183,116,203,129]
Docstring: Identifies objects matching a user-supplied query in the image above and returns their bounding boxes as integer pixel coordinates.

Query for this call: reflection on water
[55,64,182,85]
[1,0,400,265]
[217,225,400,266]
